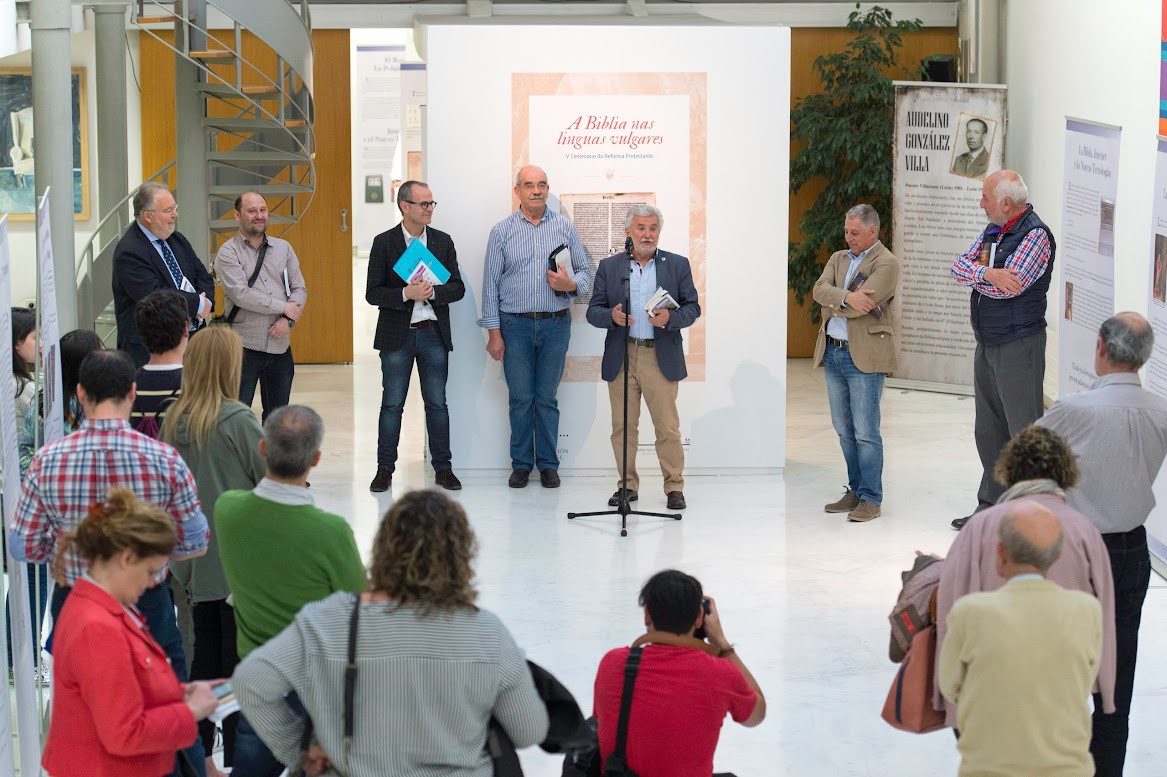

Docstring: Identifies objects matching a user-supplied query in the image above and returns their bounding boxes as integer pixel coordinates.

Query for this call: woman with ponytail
[41,488,219,777]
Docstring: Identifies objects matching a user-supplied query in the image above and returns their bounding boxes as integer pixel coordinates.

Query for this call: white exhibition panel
[424,24,789,474]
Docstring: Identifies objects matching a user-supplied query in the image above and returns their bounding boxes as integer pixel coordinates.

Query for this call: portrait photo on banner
[0,68,89,220]
[1153,234,1167,304]
[949,112,997,181]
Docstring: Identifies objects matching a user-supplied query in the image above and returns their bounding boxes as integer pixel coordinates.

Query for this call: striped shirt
[1036,372,1167,533]
[9,418,209,585]
[233,592,549,776]
[477,208,592,329]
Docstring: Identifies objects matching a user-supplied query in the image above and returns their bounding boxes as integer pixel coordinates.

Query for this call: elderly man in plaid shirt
[10,349,208,662]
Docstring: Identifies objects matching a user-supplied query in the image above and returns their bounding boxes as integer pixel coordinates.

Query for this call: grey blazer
[586,249,700,382]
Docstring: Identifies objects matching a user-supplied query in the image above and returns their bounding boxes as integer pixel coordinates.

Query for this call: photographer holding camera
[592,569,766,777]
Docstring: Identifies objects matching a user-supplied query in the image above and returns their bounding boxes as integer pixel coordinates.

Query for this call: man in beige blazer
[940,502,1101,777]
[811,204,899,522]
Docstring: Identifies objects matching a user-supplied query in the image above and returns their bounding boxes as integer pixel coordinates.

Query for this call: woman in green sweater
[162,325,266,777]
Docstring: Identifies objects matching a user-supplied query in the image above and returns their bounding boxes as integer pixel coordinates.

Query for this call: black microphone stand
[568,244,682,536]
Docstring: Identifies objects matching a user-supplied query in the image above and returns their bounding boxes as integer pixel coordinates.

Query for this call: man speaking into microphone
[586,205,701,510]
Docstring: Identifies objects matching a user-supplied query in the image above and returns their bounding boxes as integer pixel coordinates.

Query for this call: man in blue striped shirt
[478,165,592,488]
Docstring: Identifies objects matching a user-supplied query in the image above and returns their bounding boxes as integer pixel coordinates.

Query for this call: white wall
[427,23,789,473]
[0,25,143,307]
[1003,0,1160,400]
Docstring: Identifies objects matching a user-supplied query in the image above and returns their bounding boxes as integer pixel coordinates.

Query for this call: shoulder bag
[212,241,269,326]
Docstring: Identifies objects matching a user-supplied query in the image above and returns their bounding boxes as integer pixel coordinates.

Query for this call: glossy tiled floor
[275,261,1167,776]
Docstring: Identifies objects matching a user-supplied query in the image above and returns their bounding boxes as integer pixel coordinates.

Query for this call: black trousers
[1091,526,1151,777]
[191,599,240,766]
[239,347,294,422]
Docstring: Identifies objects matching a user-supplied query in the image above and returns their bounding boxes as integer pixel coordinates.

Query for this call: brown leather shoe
[608,488,638,506]
[824,489,860,513]
[666,491,686,510]
[435,469,462,491]
[369,467,392,493]
[508,469,530,488]
[540,469,561,488]
[847,500,881,522]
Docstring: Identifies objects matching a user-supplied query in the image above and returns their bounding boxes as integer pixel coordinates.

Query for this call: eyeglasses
[403,200,437,210]
[147,206,178,215]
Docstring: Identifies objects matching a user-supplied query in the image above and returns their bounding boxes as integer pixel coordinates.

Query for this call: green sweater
[215,489,367,658]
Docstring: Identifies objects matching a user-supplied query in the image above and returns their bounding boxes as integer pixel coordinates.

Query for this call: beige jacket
[811,241,899,374]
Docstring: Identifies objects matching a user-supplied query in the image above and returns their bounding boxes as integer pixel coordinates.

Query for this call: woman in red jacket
[42,488,219,777]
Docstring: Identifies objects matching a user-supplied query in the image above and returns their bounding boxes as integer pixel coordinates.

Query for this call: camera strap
[605,646,643,774]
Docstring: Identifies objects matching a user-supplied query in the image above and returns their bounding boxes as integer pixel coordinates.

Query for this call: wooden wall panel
[138,28,352,363]
[788,27,958,357]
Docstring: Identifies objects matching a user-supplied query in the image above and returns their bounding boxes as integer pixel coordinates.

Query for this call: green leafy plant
[789,4,923,313]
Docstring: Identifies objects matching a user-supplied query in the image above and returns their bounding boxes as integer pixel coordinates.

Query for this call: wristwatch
[280,314,296,327]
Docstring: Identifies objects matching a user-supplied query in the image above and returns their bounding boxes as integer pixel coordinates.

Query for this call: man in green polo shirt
[217,405,365,776]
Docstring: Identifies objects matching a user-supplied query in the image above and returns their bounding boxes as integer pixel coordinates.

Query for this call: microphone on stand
[625,235,634,257]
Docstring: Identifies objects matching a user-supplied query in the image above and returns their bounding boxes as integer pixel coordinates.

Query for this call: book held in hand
[392,239,451,285]
[208,682,239,724]
[847,271,889,320]
[645,286,679,313]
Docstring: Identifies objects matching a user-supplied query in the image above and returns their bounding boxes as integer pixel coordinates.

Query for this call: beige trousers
[607,342,684,493]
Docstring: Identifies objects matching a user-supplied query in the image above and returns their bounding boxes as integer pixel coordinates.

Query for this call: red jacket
[42,578,197,777]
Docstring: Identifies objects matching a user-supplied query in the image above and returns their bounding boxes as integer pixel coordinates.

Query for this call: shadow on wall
[690,360,784,469]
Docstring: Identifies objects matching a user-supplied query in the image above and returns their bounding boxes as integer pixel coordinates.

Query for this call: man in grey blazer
[586,205,700,510]
[812,204,899,522]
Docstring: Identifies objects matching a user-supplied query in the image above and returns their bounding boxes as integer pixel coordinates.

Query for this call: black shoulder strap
[344,593,360,765]
[225,240,270,325]
[605,646,643,773]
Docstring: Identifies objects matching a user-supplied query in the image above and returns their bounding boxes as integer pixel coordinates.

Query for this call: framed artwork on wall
[0,67,89,221]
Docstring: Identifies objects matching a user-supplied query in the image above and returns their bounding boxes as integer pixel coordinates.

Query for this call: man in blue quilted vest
[950,170,1056,530]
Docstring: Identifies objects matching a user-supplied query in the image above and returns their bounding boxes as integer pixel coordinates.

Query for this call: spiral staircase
[77,0,317,338]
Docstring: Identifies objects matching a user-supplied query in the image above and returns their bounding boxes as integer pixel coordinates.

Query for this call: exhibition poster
[354,44,404,254]
[513,73,707,382]
[890,83,1007,391]
[36,190,63,447]
[1057,118,1120,397]
[1142,138,1167,572]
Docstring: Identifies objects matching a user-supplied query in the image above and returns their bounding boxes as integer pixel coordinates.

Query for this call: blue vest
[969,207,1056,346]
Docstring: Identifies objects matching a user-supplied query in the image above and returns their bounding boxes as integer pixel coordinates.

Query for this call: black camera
[694,597,712,640]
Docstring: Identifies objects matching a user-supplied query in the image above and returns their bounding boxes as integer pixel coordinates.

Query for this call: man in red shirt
[593,570,766,776]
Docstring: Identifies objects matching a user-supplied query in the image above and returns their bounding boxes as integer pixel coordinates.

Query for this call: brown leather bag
[881,623,946,733]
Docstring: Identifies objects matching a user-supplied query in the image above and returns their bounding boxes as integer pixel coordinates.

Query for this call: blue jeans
[50,580,207,777]
[823,343,884,504]
[234,693,308,777]
[500,311,571,471]
[376,326,452,472]
[240,347,295,423]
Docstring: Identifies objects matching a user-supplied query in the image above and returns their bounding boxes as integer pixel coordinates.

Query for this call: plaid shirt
[9,418,209,586]
[951,226,1052,299]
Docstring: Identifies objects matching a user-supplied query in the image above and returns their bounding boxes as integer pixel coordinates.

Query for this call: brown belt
[409,320,433,330]
[628,337,655,348]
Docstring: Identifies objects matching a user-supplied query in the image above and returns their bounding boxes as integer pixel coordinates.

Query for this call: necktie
[156,239,184,289]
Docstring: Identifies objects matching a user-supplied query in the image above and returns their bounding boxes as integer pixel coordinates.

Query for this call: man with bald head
[940,502,1101,777]
[1037,312,1167,776]
[478,165,592,488]
[215,192,308,421]
[951,170,1056,529]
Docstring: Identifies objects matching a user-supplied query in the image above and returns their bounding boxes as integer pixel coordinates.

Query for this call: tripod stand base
[568,507,683,537]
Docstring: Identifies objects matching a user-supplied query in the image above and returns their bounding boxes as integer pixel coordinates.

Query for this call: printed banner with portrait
[890,82,1008,391]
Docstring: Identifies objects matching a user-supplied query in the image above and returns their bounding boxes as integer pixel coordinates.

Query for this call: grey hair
[845,204,880,230]
[397,180,428,208]
[625,204,664,231]
[992,172,1029,206]
[514,166,547,187]
[262,405,324,479]
[132,182,170,219]
[1099,313,1154,369]
[999,510,1063,572]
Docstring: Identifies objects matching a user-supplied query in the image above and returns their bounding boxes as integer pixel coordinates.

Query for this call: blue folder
[392,239,451,284]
